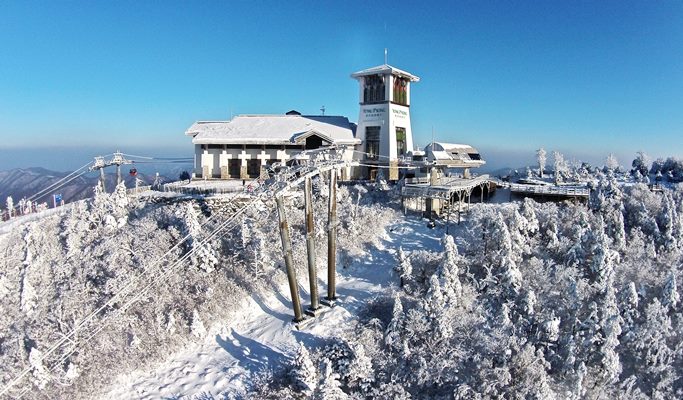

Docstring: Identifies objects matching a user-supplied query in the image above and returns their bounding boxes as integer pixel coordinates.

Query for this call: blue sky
[0,1,682,170]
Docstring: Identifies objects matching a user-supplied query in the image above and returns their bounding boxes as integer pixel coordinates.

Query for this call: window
[365,126,380,160]
[247,159,260,177]
[363,74,385,103]
[395,127,406,156]
[305,135,325,149]
[392,76,409,105]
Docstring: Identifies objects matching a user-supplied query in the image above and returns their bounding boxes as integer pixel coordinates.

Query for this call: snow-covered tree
[396,247,413,289]
[29,347,51,390]
[6,196,14,219]
[519,198,539,236]
[436,235,462,304]
[661,271,679,311]
[385,293,404,351]
[621,282,639,330]
[190,309,206,338]
[537,148,547,178]
[182,203,217,273]
[290,342,317,396]
[631,151,650,177]
[552,151,567,184]
[348,343,374,393]
[605,153,619,171]
[315,358,348,400]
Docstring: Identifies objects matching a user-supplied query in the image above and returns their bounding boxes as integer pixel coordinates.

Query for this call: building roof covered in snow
[350,64,420,82]
[186,114,360,146]
[424,142,486,167]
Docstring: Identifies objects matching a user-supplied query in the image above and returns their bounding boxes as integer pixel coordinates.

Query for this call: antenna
[320,105,326,116]
[431,126,435,148]
[384,48,388,65]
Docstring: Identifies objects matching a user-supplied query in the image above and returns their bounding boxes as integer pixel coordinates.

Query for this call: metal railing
[509,183,590,197]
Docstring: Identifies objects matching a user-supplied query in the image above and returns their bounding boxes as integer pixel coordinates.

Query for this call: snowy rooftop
[186,115,360,146]
[350,64,420,82]
[427,142,476,152]
[425,142,486,166]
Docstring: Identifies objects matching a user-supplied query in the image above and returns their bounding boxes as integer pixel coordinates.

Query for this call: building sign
[392,108,408,119]
[362,107,386,120]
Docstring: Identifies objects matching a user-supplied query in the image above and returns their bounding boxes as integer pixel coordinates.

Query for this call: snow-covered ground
[105,216,447,399]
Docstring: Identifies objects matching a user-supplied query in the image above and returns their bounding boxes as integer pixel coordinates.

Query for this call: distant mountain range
[0,167,176,206]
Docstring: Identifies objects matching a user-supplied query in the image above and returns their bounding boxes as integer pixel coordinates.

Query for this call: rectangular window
[366,126,380,160]
[396,127,406,156]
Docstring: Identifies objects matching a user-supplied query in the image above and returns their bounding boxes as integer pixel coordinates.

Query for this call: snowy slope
[105,217,446,399]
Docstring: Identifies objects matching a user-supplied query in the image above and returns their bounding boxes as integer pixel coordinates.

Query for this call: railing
[161,182,247,196]
[509,183,590,197]
[402,174,493,199]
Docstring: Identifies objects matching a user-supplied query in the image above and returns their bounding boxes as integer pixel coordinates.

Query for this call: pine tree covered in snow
[315,359,348,400]
[290,342,317,396]
[436,235,461,305]
[395,247,413,289]
[385,293,405,351]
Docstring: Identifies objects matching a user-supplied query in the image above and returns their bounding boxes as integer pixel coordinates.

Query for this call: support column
[446,194,451,234]
[116,164,121,186]
[325,168,338,303]
[304,177,320,314]
[238,150,250,180]
[100,168,106,192]
[276,196,304,322]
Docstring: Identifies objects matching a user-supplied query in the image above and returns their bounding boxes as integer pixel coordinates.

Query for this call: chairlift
[129,168,138,177]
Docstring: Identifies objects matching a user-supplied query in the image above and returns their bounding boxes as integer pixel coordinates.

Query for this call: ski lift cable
[121,153,193,161]
[26,167,93,204]
[6,161,95,214]
[29,160,94,199]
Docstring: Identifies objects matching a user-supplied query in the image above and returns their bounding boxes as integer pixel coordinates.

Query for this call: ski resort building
[424,142,486,178]
[185,63,485,180]
[186,112,359,180]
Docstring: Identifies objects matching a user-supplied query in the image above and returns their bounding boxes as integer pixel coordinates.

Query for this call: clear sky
[0,0,682,170]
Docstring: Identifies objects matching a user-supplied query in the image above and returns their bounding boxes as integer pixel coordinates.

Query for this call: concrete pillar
[238,150,250,180]
[276,196,304,322]
[304,177,320,314]
[219,151,231,179]
[389,160,399,181]
[326,169,338,303]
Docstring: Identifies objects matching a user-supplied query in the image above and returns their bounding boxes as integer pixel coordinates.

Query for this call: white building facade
[351,64,419,180]
[186,112,359,180]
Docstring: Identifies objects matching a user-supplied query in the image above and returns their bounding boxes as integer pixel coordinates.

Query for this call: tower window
[396,127,406,156]
[366,126,380,159]
[392,76,409,105]
[363,74,385,103]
